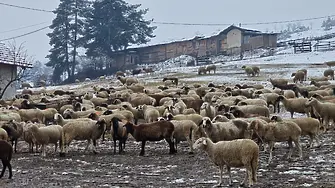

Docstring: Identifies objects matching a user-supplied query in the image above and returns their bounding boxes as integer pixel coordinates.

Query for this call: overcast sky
[0,0,334,63]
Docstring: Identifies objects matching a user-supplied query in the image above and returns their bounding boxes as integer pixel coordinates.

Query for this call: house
[112,25,278,66]
[0,42,33,100]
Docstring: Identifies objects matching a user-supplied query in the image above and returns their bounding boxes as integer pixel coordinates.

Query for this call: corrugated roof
[0,42,33,68]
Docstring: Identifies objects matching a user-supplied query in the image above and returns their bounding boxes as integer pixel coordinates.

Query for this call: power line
[1,2,335,26]
[0,2,52,13]
[0,22,49,34]
[152,15,335,26]
[0,25,50,42]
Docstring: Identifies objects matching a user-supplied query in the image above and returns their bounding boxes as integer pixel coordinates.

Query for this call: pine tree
[46,0,90,83]
[84,0,156,61]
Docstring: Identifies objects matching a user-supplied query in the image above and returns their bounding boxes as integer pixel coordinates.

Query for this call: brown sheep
[162,77,178,86]
[251,66,260,76]
[123,121,176,156]
[198,66,207,75]
[324,69,334,80]
[292,70,305,83]
[115,71,125,77]
[205,64,217,74]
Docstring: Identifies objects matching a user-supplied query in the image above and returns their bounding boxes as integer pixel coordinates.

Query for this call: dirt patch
[2,120,335,188]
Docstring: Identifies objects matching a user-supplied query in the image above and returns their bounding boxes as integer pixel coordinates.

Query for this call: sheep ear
[202,139,207,146]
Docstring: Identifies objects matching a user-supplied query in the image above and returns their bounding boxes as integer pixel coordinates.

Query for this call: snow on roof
[129,25,276,49]
[0,42,33,68]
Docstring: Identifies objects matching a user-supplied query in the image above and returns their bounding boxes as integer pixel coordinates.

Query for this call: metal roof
[0,42,33,68]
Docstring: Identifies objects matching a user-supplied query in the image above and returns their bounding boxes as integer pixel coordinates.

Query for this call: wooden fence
[290,41,312,53]
[314,40,335,52]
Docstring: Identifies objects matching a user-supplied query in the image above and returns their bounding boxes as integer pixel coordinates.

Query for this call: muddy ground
[4,60,335,187]
[2,128,335,188]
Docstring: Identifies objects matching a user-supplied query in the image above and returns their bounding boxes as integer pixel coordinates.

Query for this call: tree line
[46,0,156,84]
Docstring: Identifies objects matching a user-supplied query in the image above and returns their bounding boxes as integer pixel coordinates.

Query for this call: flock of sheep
[0,64,335,187]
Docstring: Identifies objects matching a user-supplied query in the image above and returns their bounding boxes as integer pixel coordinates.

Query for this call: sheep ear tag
[202,139,207,146]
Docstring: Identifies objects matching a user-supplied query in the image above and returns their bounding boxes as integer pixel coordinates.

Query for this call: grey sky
[0,0,333,63]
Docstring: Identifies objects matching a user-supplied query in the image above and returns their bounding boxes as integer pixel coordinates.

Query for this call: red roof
[0,43,33,68]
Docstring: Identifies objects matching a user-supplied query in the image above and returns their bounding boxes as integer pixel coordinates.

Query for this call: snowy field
[9,47,335,188]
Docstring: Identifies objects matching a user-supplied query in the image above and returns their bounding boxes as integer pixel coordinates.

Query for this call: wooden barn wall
[114,32,277,65]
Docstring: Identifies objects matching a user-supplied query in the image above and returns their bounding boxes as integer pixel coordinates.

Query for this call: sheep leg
[241,165,253,187]
[307,134,314,148]
[293,139,302,160]
[85,140,91,151]
[14,140,18,153]
[92,140,97,154]
[186,135,194,154]
[226,166,232,186]
[7,160,12,179]
[251,158,258,184]
[113,140,117,154]
[122,139,126,151]
[29,143,33,153]
[215,166,223,187]
[102,131,106,142]
[287,140,293,160]
[0,159,6,178]
[290,112,294,119]
[166,138,176,154]
[41,144,46,157]
[54,143,58,152]
[315,135,321,148]
[118,140,122,154]
[139,141,146,156]
[267,141,275,164]
[323,117,330,130]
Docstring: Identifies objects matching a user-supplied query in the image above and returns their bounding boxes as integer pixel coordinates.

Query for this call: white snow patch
[171,178,185,183]
[301,183,313,187]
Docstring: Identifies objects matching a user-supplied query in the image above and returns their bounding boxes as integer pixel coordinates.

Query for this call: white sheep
[305,98,335,129]
[23,122,45,153]
[199,117,251,142]
[170,120,198,153]
[258,93,280,113]
[138,105,160,123]
[276,96,310,118]
[165,113,203,126]
[250,120,302,164]
[229,105,270,118]
[271,115,322,148]
[0,128,8,141]
[29,124,63,157]
[200,102,216,119]
[193,137,259,187]
[60,119,107,156]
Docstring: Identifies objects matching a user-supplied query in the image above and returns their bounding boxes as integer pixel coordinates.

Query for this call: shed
[0,43,33,99]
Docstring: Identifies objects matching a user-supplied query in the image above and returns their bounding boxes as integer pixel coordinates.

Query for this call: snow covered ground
[19,46,335,95]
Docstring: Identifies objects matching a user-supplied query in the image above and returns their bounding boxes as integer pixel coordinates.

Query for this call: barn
[0,42,33,99]
[112,25,278,67]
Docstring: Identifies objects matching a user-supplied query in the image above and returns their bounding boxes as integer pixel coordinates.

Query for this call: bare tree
[0,41,33,99]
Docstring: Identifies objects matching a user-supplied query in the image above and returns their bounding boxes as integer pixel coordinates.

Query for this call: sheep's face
[200,102,209,110]
[224,113,235,119]
[63,110,73,119]
[211,95,219,103]
[193,137,207,150]
[201,117,212,128]
[270,116,279,122]
[165,113,174,121]
[156,117,165,121]
[212,115,227,123]
[248,120,258,131]
[305,98,315,107]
